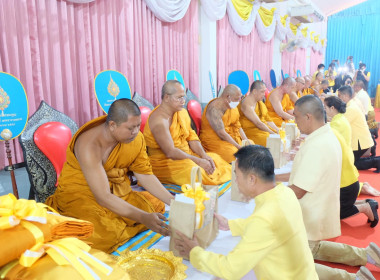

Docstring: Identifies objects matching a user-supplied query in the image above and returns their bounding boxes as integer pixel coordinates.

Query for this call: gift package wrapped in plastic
[266,128,291,168]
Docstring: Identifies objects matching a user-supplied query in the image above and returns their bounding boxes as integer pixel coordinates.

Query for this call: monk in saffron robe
[303,76,314,96]
[199,85,249,163]
[143,80,231,186]
[46,99,174,253]
[238,80,279,147]
[265,77,296,127]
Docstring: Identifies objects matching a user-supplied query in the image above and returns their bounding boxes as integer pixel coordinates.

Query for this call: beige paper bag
[231,140,253,202]
[169,167,218,260]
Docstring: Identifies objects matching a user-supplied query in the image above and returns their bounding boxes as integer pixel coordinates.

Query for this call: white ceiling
[310,0,368,17]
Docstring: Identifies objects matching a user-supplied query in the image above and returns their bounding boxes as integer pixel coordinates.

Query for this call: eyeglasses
[171,95,186,102]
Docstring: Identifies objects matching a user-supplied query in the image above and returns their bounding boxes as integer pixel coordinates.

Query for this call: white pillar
[198,1,217,103]
[306,47,311,75]
[272,36,282,87]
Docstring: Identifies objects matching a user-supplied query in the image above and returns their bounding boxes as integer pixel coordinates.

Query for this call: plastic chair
[140,106,152,133]
[187,100,202,135]
[34,122,72,186]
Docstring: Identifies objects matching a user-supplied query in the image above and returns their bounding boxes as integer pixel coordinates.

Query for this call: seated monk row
[143,80,232,186]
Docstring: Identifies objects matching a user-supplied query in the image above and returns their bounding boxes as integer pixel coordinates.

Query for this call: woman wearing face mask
[324,96,379,226]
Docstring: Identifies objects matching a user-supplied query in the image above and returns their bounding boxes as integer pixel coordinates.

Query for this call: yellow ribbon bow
[181,183,210,229]
[20,238,113,280]
[0,193,50,229]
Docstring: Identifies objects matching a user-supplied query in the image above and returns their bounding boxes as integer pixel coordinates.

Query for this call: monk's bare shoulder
[206,100,224,131]
[148,108,167,128]
[74,125,103,162]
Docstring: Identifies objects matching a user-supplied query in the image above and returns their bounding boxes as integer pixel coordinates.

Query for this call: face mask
[320,69,324,73]
[229,101,239,109]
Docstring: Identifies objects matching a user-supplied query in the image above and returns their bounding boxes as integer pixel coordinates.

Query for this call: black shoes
[366,199,379,228]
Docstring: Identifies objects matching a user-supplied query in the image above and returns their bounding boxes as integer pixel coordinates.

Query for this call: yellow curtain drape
[314,35,320,44]
[301,27,308,38]
[289,23,299,35]
[231,0,255,21]
[258,7,276,27]
[280,15,288,27]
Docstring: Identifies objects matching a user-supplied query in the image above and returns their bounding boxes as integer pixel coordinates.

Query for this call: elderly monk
[303,76,313,96]
[288,77,306,107]
[46,99,174,253]
[238,80,279,146]
[143,80,231,186]
[199,84,249,163]
[265,77,296,127]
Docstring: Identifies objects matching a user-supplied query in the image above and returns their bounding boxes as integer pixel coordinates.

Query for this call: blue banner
[228,70,249,95]
[0,72,29,141]
[166,70,185,89]
[94,70,131,114]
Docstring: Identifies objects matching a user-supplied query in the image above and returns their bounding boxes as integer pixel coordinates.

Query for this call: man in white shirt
[354,80,371,117]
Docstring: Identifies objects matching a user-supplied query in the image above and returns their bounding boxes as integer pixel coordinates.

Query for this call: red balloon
[139,106,152,133]
[34,122,72,186]
[265,88,270,99]
[187,100,202,135]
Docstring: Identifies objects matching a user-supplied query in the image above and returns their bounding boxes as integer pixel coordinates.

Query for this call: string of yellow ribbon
[181,183,210,229]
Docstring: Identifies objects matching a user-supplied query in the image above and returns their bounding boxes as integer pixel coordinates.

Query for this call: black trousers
[340,181,360,219]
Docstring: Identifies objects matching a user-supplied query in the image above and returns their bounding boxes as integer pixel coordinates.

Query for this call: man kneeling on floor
[175,145,318,280]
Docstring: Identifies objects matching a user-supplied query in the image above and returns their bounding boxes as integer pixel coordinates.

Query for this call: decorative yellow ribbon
[279,128,287,152]
[181,183,210,229]
[19,238,113,280]
[289,23,300,36]
[0,193,54,229]
[231,0,254,21]
[258,7,276,27]
[301,27,308,38]
[314,35,320,44]
[321,39,325,47]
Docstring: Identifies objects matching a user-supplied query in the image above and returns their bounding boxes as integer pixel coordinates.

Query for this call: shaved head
[296,77,305,84]
[221,84,241,98]
[161,80,184,100]
[106,98,141,125]
[281,77,296,88]
[294,95,324,121]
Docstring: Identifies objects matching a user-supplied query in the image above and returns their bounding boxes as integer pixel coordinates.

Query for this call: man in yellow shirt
[143,80,231,186]
[286,95,379,279]
[238,80,278,146]
[46,99,173,253]
[175,145,318,280]
[264,77,296,127]
[199,84,249,163]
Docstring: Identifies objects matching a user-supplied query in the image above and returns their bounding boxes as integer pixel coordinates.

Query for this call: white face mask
[229,101,239,109]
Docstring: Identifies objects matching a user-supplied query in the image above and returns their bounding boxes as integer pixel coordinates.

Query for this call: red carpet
[317,109,380,278]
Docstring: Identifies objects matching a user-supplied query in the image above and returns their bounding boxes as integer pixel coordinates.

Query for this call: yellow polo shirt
[330,113,351,147]
[289,124,342,241]
[345,99,374,151]
[190,184,318,280]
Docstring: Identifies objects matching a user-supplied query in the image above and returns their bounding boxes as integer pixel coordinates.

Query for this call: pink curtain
[0,0,199,170]
[217,14,274,91]
[310,49,325,75]
[281,46,306,78]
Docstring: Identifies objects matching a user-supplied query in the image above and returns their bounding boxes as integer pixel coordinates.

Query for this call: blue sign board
[270,69,277,88]
[166,70,185,89]
[94,70,131,114]
[0,72,29,141]
[253,70,262,81]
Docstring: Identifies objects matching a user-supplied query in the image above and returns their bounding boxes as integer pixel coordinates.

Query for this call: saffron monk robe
[265,77,296,127]
[143,80,231,186]
[46,99,174,253]
[238,80,278,147]
[199,84,249,163]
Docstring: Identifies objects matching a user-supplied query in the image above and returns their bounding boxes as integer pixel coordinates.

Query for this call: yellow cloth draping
[199,99,243,163]
[258,7,276,27]
[280,15,288,27]
[238,101,273,146]
[301,27,308,38]
[290,23,300,35]
[231,0,254,21]
[375,84,380,108]
[143,107,231,186]
[314,35,320,44]
[321,39,325,47]
[265,89,294,127]
[46,115,164,253]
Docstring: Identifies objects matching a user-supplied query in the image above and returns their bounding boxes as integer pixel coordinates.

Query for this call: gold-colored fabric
[238,101,272,146]
[290,23,300,35]
[280,15,288,27]
[199,99,243,163]
[2,249,130,280]
[265,89,294,127]
[231,0,254,21]
[258,6,276,27]
[46,116,164,253]
[143,107,231,186]
[301,27,308,38]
